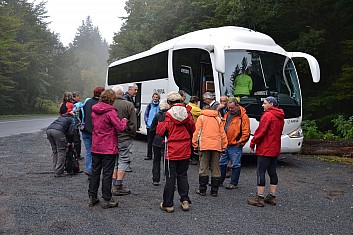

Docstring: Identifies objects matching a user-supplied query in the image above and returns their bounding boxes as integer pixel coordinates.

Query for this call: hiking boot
[101,198,118,209]
[88,196,99,207]
[54,172,68,177]
[264,194,277,205]
[225,184,238,190]
[112,185,131,196]
[144,156,152,160]
[247,195,265,207]
[152,181,160,186]
[196,189,206,196]
[210,191,218,197]
[160,202,174,213]
[83,170,92,176]
[181,201,190,211]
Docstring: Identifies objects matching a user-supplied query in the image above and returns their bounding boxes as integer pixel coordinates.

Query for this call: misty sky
[29,0,127,46]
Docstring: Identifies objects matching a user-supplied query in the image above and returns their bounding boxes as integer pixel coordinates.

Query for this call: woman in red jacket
[248,96,284,207]
[88,89,128,209]
[156,91,195,213]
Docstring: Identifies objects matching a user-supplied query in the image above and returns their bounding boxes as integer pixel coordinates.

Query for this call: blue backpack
[73,98,90,130]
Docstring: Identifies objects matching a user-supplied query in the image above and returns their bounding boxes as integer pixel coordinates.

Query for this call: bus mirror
[288,52,320,83]
[213,45,225,73]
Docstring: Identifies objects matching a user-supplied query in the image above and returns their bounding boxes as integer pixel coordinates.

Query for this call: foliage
[332,115,353,140]
[302,120,324,139]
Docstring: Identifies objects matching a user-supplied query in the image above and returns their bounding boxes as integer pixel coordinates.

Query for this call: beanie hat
[159,99,170,110]
[265,96,278,107]
[166,91,182,102]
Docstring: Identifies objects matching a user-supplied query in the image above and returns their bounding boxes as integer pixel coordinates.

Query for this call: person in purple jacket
[88,89,128,209]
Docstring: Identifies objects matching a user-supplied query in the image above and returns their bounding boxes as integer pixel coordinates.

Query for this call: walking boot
[101,198,118,209]
[88,196,99,207]
[112,185,131,196]
[264,193,277,205]
[196,176,208,196]
[247,195,265,207]
[210,177,221,197]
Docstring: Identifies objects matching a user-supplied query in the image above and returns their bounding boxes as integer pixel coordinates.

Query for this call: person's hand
[250,148,254,153]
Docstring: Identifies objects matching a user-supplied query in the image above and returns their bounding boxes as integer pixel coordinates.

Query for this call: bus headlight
[288,128,303,138]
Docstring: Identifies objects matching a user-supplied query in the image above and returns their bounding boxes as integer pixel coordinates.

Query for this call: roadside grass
[0,113,57,119]
[316,155,353,165]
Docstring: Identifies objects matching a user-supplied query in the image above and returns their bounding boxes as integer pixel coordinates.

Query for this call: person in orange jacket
[192,105,228,197]
[220,97,250,189]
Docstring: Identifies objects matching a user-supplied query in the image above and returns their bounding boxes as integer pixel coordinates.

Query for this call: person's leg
[162,160,177,207]
[88,153,102,198]
[210,151,221,196]
[198,151,210,195]
[248,156,270,207]
[73,129,82,159]
[176,159,190,203]
[227,146,242,187]
[52,130,67,175]
[81,132,92,175]
[112,140,132,196]
[152,145,162,183]
[264,156,278,205]
[145,128,153,160]
[219,147,230,184]
[46,129,58,173]
[101,154,116,201]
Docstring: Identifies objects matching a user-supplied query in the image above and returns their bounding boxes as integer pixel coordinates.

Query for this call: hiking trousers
[46,129,67,175]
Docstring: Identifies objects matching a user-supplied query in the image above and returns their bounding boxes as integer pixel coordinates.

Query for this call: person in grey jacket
[46,113,75,177]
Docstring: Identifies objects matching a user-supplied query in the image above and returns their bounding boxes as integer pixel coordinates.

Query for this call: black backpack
[65,145,81,175]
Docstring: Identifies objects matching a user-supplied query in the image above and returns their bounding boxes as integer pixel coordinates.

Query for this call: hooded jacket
[223,106,250,146]
[156,103,195,160]
[91,102,128,155]
[192,109,228,152]
[250,106,285,157]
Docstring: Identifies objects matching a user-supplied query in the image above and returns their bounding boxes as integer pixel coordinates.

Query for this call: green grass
[316,155,353,165]
[0,113,57,119]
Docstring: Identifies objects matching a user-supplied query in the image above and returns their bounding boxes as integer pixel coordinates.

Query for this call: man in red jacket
[248,96,284,207]
[156,91,195,213]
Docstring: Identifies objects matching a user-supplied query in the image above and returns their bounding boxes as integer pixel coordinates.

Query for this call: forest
[1,0,353,134]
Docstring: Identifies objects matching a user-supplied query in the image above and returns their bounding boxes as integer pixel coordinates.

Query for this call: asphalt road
[0,116,57,137]
[0,118,352,234]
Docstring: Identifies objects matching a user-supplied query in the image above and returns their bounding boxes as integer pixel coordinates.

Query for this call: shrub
[332,115,353,139]
[302,120,324,139]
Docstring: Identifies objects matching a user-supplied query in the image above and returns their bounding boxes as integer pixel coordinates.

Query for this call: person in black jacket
[150,99,170,185]
[81,86,105,177]
[46,113,75,177]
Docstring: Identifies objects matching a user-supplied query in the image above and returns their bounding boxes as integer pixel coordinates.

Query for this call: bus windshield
[219,50,301,120]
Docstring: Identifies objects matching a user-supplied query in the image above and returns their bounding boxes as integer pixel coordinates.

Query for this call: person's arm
[250,113,270,149]
[109,111,128,133]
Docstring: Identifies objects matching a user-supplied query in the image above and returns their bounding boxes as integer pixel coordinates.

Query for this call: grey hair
[159,99,170,110]
[112,85,124,96]
[203,92,214,100]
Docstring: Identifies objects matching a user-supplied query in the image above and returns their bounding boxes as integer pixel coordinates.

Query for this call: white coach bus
[106,26,320,154]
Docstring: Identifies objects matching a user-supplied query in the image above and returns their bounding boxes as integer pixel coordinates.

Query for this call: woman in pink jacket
[88,89,128,209]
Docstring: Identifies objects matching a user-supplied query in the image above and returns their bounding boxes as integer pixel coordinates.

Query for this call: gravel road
[0,129,352,235]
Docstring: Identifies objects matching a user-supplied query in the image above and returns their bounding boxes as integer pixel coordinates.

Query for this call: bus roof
[109,26,287,67]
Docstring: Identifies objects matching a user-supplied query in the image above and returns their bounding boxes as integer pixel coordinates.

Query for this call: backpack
[65,144,80,175]
[73,98,90,130]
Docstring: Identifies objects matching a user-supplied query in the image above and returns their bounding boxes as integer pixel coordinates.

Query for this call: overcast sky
[30,0,127,46]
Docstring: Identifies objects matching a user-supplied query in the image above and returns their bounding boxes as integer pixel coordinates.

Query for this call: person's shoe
[152,181,160,186]
[83,170,92,176]
[247,195,265,207]
[160,202,174,213]
[181,201,190,211]
[210,191,218,197]
[225,184,238,190]
[264,194,277,205]
[189,159,198,165]
[101,198,118,209]
[125,166,132,172]
[112,185,131,196]
[54,172,68,177]
[88,196,99,207]
[196,189,206,196]
[144,156,152,160]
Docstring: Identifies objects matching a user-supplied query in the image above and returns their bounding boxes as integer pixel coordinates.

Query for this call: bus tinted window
[172,49,212,98]
[108,51,168,85]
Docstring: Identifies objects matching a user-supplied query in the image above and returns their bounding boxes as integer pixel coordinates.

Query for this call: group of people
[46,83,284,211]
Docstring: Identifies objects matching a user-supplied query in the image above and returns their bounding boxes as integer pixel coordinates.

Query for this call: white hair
[112,85,124,96]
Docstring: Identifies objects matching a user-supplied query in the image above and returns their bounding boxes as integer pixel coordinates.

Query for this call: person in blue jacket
[144,92,160,160]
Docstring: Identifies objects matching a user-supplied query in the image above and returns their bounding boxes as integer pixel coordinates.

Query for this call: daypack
[73,98,90,130]
[65,144,80,175]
